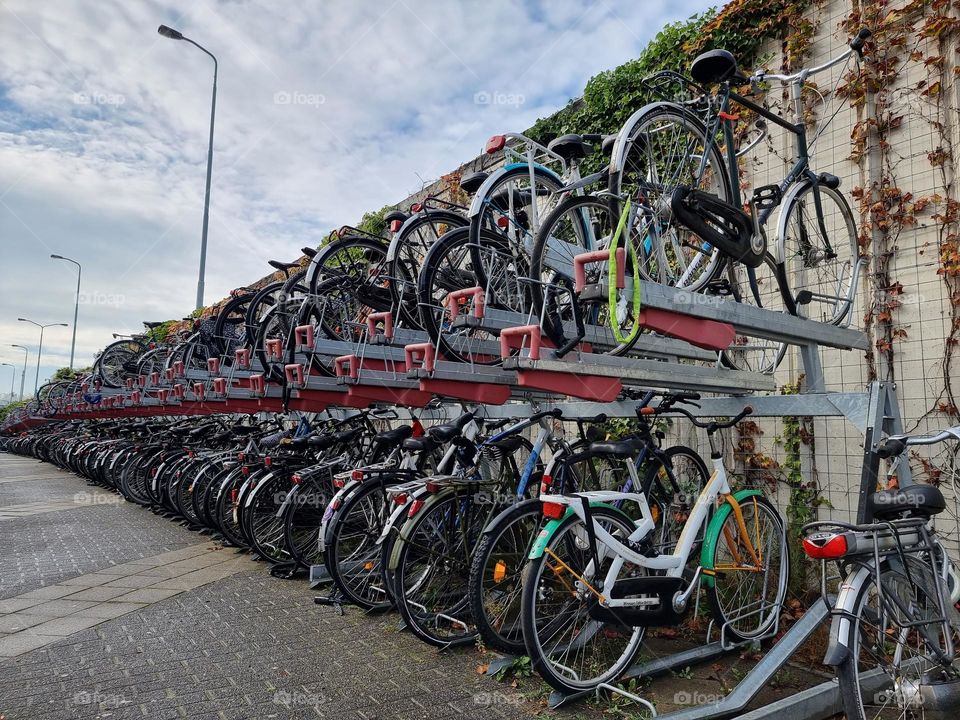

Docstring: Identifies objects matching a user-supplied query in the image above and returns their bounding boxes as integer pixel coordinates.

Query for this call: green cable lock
[608,197,643,345]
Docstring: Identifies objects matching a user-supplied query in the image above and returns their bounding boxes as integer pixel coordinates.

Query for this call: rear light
[802,532,849,560]
[540,473,553,495]
[333,477,346,488]
[390,219,403,232]
[291,474,302,485]
[264,456,272,467]
[394,493,408,505]
[187,451,194,458]
[408,499,425,517]
[426,481,440,493]
[351,470,364,481]
[542,501,566,520]
[238,452,245,462]
[241,466,249,477]
[330,498,342,511]
[231,488,238,504]
[410,203,422,212]
[496,216,509,230]
[485,135,506,153]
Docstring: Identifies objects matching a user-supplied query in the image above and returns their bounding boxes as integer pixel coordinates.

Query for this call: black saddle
[868,485,946,521]
[268,259,300,273]
[143,321,164,329]
[459,171,488,195]
[487,434,525,454]
[588,438,643,459]
[690,49,747,85]
[548,134,592,162]
[374,425,414,446]
[383,209,408,224]
[601,134,617,155]
[301,246,318,259]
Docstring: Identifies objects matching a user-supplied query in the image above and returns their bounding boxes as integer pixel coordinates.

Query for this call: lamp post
[1,363,14,403]
[50,254,82,369]
[158,23,218,311]
[17,319,68,396]
[10,345,27,401]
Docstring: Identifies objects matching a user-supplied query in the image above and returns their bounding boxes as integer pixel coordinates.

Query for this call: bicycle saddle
[301,246,317,258]
[373,425,413,446]
[547,134,592,162]
[142,321,164,329]
[268,259,299,272]
[588,437,643,459]
[601,134,617,155]
[459,171,488,195]
[867,485,946,520]
[690,49,748,85]
[487,434,525,454]
[383,209,408,224]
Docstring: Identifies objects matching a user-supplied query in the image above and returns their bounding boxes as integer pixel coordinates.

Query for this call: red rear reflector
[426,481,440,493]
[485,135,506,154]
[802,533,849,560]
[238,452,245,462]
[390,219,402,232]
[264,457,272,467]
[408,499,425,517]
[394,493,408,505]
[410,203,422,212]
[231,488,238,503]
[291,474,302,484]
[330,498,341,511]
[241,466,249,477]
[542,501,565,520]
[540,473,553,495]
[496,216,509,230]
[351,470,364,481]
[333,478,346,488]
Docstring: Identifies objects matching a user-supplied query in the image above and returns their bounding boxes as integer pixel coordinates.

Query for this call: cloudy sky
[0,0,715,396]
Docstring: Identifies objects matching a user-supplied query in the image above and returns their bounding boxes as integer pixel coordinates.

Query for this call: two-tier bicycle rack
[3,280,921,720]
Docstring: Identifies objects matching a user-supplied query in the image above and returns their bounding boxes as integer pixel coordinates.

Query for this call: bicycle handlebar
[877,426,960,457]
[663,405,753,431]
[751,28,870,86]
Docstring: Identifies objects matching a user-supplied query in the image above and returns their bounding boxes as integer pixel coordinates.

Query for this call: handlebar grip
[850,27,871,54]
[876,437,906,459]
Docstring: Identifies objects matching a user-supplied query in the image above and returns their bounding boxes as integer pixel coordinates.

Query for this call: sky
[0,0,716,398]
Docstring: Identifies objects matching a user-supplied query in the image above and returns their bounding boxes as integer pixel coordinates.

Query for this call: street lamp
[50,254,82,369]
[1,362,14,402]
[10,345,28,401]
[158,23,218,311]
[17,319,68,396]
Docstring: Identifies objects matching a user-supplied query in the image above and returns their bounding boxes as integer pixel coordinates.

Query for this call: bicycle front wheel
[837,554,960,720]
[702,494,788,643]
[778,182,859,325]
[521,505,645,695]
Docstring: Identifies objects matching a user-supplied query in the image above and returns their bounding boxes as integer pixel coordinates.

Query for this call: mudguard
[699,489,766,589]
[527,502,636,560]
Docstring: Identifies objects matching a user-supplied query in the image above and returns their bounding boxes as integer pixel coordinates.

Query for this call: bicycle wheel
[94,339,145,388]
[836,554,960,720]
[387,209,467,330]
[468,499,543,654]
[642,444,710,556]
[719,254,790,373]
[283,477,332,568]
[246,472,294,564]
[778,182,859,325]
[393,488,492,647]
[702,494,788,643]
[418,226,528,365]
[521,505,646,694]
[609,104,730,292]
[529,195,629,352]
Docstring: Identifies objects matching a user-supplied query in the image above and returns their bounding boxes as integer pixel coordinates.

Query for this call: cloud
[0,0,716,382]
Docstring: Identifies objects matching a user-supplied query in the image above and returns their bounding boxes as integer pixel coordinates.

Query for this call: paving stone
[0,612,55,633]
[15,585,79,601]
[64,585,134,602]
[18,599,98,617]
[112,588,183,604]
[102,575,164,589]
[29,614,105,636]
[0,631,53,656]
[73,601,148,619]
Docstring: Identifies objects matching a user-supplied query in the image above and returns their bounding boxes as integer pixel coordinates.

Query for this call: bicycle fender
[699,489,765,589]
[388,485,459,570]
[609,101,695,175]
[773,179,816,265]
[823,564,872,666]
[466,163,562,218]
[526,502,634,560]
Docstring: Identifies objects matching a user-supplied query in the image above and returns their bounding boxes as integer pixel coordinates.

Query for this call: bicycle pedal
[704,278,734,297]
[752,184,782,211]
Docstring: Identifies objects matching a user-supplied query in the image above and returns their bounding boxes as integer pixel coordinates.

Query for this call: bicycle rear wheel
[778,182,859,325]
[837,554,960,720]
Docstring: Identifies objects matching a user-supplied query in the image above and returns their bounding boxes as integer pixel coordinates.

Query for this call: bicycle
[520,404,789,694]
[593,28,872,369]
[803,427,960,720]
